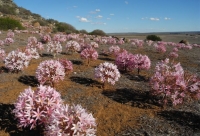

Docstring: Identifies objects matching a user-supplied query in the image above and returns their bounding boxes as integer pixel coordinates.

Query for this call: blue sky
[13,0,200,33]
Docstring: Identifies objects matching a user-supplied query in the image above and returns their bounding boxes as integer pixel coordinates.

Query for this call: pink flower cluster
[0,48,6,60]
[13,85,63,129]
[150,58,200,106]
[108,45,120,56]
[134,54,151,74]
[4,49,29,72]
[46,104,96,135]
[154,42,166,53]
[80,47,98,65]
[35,60,65,86]
[24,47,40,60]
[58,58,73,73]
[66,40,81,53]
[4,37,14,45]
[46,41,62,57]
[41,34,51,43]
[13,85,97,135]
[115,50,135,72]
[0,40,4,47]
[131,39,144,48]
[95,62,120,85]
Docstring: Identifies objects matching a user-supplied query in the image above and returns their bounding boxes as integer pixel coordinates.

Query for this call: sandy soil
[0,31,200,136]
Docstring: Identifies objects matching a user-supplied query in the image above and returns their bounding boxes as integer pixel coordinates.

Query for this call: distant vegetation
[54,22,77,34]
[146,35,162,41]
[89,29,106,36]
[0,5,16,15]
[0,17,24,30]
[79,29,88,34]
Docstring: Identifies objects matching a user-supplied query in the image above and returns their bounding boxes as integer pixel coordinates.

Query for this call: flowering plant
[4,49,29,72]
[46,104,96,136]
[13,85,63,130]
[36,60,65,87]
[66,40,81,54]
[46,41,62,58]
[80,47,98,66]
[150,58,200,106]
[115,50,135,72]
[58,58,73,74]
[95,62,120,88]
[0,48,6,60]
[4,37,14,45]
[133,54,151,75]
[108,45,120,56]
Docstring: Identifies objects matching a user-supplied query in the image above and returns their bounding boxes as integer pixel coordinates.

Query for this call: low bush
[0,17,24,30]
[146,35,162,41]
[89,29,107,36]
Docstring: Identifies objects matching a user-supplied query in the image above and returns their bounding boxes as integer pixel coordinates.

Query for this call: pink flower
[95,62,120,85]
[46,104,96,136]
[80,47,98,66]
[13,85,63,129]
[36,60,65,86]
[4,49,30,72]
[66,40,81,53]
[58,58,73,73]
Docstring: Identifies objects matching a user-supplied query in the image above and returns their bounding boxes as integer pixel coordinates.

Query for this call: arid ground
[0,31,200,136]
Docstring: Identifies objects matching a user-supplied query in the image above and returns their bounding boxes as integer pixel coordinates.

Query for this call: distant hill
[0,0,78,33]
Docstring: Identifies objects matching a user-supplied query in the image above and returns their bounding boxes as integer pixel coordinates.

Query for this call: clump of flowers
[4,49,29,72]
[95,62,120,88]
[13,85,63,130]
[46,104,96,136]
[35,60,65,87]
[150,58,200,107]
[46,41,62,58]
[4,37,14,45]
[66,40,81,54]
[0,48,6,60]
[90,41,99,48]
[80,47,98,66]
[154,43,166,53]
[134,54,151,75]
[115,50,135,72]
[58,58,73,74]
[41,34,51,43]
[0,40,5,47]
[24,47,40,60]
[108,45,120,57]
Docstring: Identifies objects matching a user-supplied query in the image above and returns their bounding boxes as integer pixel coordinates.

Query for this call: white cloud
[79,17,90,22]
[76,16,81,18]
[150,18,160,21]
[96,15,103,18]
[107,18,111,20]
[73,6,77,8]
[164,17,171,20]
[125,1,128,4]
[96,9,100,12]
[110,13,114,16]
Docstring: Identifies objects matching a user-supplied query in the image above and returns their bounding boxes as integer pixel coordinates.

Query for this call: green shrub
[89,29,106,36]
[79,29,88,34]
[0,17,25,30]
[55,22,77,33]
[146,35,162,41]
